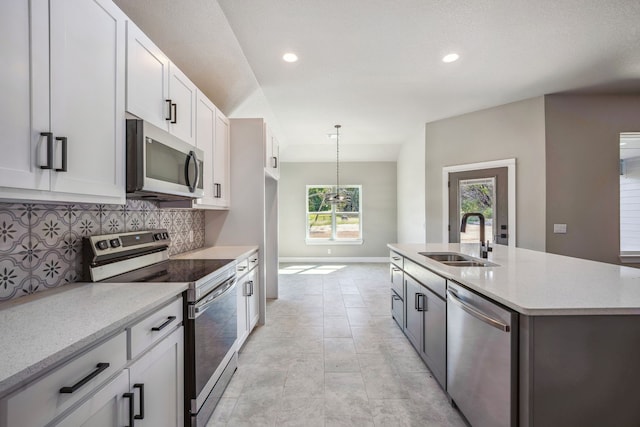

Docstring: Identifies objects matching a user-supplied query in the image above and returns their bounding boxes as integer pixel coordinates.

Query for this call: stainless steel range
[83,229,238,427]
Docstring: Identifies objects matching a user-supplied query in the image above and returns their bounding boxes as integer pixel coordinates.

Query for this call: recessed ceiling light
[283,52,298,63]
[442,53,460,63]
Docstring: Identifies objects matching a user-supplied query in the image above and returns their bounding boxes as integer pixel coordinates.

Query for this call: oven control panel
[84,229,172,269]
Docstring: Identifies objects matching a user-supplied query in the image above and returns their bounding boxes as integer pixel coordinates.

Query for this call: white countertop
[0,281,187,396]
[173,245,258,261]
[388,243,640,315]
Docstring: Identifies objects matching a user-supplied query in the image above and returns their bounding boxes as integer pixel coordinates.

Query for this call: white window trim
[305,184,363,245]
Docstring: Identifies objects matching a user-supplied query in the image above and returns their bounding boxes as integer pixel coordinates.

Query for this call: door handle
[416,293,426,312]
[133,383,145,420]
[123,392,135,427]
[165,99,172,121]
[171,103,177,124]
[55,136,67,172]
[446,290,510,332]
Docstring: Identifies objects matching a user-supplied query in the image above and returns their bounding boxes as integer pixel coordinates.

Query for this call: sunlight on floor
[278,264,347,275]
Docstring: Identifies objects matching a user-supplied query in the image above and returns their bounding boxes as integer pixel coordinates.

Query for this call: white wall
[425,97,547,251]
[279,162,397,258]
[397,126,426,243]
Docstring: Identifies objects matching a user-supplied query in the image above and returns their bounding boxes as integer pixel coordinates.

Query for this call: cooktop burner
[103,258,235,283]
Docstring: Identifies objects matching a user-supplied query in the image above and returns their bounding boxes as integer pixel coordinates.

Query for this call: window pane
[308,187,332,212]
[336,212,360,239]
[459,178,495,244]
[308,213,332,238]
[336,187,359,213]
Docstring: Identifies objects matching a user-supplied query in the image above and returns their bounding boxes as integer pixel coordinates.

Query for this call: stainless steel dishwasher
[446,282,518,427]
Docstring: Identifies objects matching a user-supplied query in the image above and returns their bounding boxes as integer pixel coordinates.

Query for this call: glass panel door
[458,177,495,244]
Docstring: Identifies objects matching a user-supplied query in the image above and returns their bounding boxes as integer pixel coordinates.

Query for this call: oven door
[189,276,238,412]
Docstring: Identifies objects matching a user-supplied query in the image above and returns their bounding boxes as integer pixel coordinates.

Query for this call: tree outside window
[306,185,362,242]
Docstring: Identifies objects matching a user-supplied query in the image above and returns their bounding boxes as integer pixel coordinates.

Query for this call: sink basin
[419,252,498,267]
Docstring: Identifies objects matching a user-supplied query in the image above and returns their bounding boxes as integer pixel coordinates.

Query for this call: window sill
[305,239,363,246]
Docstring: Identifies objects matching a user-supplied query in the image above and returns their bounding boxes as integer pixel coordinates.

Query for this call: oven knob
[154,233,163,240]
[109,239,121,248]
[95,240,109,250]
[163,232,169,239]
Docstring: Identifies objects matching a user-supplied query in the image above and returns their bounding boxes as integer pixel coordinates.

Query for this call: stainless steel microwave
[126,119,204,200]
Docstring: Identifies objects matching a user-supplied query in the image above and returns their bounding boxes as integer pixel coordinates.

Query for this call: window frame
[305,184,363,245]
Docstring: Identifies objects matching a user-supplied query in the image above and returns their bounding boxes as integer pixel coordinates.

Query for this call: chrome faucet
[460,212,493,259]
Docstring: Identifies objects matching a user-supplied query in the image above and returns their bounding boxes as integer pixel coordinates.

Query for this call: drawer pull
[392,256,401,261]
[237,266,247,271]
[123,392,135,427]
[134,383,145,420]
[151,316,177,331]
[59,362,110,394]
[250,258,258,263]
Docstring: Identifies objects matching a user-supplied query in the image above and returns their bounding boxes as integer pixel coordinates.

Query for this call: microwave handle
[185,150,200,193]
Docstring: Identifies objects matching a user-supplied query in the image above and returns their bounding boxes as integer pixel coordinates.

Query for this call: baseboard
[279,257,388,263]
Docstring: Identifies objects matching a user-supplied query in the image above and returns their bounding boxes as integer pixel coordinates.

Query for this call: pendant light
[326,124,351,206]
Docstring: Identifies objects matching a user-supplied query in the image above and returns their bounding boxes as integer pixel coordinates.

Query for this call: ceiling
[114,0,640,162]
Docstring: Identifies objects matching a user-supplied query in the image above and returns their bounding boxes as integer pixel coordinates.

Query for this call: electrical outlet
[189,230,194,242]
[327,248,332,254]
[553,224,567,234]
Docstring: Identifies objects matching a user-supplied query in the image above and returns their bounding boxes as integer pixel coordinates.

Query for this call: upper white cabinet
[126,21,196,145]
[194,92,230,209]
[0,0,126,204]
[264,124,280,180]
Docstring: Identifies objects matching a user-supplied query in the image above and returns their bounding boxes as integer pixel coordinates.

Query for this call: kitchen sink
[419,252,498,267]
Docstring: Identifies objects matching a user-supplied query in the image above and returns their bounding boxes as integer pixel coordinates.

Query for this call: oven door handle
[192,276,237,318]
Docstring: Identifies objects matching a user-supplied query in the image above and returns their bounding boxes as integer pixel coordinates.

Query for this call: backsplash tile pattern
[0,200,205,302]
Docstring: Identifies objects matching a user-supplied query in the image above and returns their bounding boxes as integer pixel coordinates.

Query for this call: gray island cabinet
[389,243,640,427]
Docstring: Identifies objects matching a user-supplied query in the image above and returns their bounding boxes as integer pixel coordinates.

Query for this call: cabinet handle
[151,316,177,331]
[171,103,177,124]
[55,136,67,172]
[271,156,278,168]
[392,267,400,272]
[416,293,426,312]
[249,280,254,296]
[40,132,54,169]
[59,362,110,393]
[250,258,258,264]
[392,256,401,261]
[133,383,145,420]
[123,392,135,427]
[165,99,172,121]
[214,183,221,198]
[238,265,247,272]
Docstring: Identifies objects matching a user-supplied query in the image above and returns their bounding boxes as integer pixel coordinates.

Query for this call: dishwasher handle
[446,290,510,332]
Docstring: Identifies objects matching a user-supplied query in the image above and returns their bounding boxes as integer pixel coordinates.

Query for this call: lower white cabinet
[127,326,184,427]
[54,370,130,427]
[237,251,260,349]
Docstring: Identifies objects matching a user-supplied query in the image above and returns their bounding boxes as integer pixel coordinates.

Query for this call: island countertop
[388,243,640,315]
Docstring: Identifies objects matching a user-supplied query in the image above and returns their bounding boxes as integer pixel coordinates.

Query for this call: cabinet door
[48,0,125,200]
[237,271,250,349]
[404,275,423,352]
[213,109,231,208]
[128,327,184,427]
[168,64,197,145]
[0,1,49,191]
[195,91,217,207]
[247,267,259,331]
[126,20,170,130]
[423,287,447,388]
[53,370,129,427]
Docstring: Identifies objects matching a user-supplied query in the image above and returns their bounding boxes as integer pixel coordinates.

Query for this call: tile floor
[207,263,467,426]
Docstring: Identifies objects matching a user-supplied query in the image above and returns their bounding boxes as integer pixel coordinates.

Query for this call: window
[306,185,362,244]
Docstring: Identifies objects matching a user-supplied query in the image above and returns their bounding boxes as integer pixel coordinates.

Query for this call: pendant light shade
[326,124,352,206]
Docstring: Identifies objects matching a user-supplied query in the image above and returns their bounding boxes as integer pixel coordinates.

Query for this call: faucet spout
[460,213,492,258]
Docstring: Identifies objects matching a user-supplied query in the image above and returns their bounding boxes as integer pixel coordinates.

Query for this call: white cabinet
[264,124,280,180]
[53,371,129,427]
[127,326,184,427]
[126,20,196,145]
[194,91,230,209]
[237,251,260,349]
[0,0,126,204]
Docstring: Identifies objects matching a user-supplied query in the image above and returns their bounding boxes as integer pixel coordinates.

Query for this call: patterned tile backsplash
[0,199,205,302]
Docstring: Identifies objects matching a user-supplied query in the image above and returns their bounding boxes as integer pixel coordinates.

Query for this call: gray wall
[425,97,547,250]
[397,126,426,243]
[545,94,640,263]
[279,162,397,258]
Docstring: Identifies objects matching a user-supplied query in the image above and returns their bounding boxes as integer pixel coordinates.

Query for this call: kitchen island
[389,243,640,427]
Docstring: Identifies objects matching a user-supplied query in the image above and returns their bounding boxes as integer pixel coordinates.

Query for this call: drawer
[389,250,403,268]
[391,290,403,329]
[404,258,446,299]
[3,331,127,427]
[390,264,403,298]
[247,251,259,272]
[129,297,183,359]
